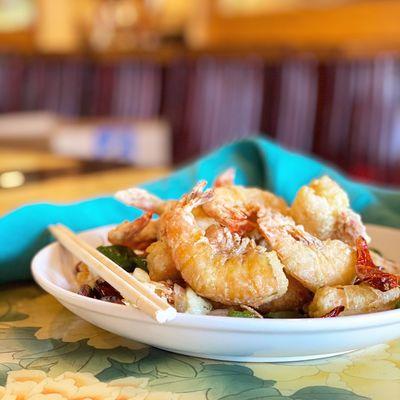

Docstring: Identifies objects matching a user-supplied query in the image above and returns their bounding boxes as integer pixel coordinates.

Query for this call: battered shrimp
[163,182,289,307]
[113,187,178,278]
[258,208,356,292]
[257,274,313,314]
[146,240,180,281]
[109,186,183,251]
[202,185,288,235]
[146,199,221,282]
[143,201,180,282]
[111,187,167,250]
[291,176,370,245]
[147,218,245,283]
[108,212,157,250]
[116,185,216,232]
[309,284,400,317]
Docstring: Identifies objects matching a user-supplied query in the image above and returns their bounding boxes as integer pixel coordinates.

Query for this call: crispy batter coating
[309,284,400,317]
[146,240,181,282]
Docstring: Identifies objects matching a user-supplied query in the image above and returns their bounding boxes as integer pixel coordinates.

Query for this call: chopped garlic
[185,287,212,315]
[133,268,151,283]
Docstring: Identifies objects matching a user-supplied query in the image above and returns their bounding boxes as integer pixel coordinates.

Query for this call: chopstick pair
[49,224,177,323]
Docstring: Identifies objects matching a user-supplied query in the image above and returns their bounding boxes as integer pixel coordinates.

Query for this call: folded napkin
[1,137,399,284]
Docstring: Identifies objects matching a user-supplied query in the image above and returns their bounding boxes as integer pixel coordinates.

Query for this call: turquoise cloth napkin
[1,137,400,284]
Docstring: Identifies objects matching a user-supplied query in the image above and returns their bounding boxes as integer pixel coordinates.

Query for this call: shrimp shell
[164,182,289,307]
[308,284,400,317]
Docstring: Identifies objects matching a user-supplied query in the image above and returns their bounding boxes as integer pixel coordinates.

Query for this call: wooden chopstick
[49,224,177,323]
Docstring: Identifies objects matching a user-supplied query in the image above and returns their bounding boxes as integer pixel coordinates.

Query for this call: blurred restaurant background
[1,0,400,213]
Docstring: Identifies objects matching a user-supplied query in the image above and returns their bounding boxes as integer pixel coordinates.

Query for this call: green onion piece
[227,310,257,318]
[97,245,148,273]
[395,301,400,309]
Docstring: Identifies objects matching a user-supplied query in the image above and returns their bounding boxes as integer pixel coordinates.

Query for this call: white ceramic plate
[31,224,400,362]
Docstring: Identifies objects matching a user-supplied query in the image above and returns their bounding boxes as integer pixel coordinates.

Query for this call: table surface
[1,149,399,399]
[0,283,399,400]
[0,148,79,172]
[0,148,169,215]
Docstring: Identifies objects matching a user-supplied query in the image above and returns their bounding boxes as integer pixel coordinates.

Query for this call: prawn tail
[218,205,257,235]
[214,168,236,187]
[257,207,293,241]
[108,211,154,245]
[289,227,321,247]
[132,211,154,231]
[115,187,164,213]
[181,181,214,209]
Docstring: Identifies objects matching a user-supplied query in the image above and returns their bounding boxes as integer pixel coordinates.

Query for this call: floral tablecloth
[0,283,398,400]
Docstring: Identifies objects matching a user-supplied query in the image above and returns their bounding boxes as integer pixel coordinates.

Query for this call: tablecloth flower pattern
[0,284,398,399]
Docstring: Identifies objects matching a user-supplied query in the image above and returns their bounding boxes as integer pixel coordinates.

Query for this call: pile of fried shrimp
[75,169,400,318]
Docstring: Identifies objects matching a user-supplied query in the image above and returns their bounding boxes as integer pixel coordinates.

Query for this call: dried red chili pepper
[93,279,123,300]
[321,305,345,318]
[356,236,399,291]
[77,284,94,298]
[100,296,124,304]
